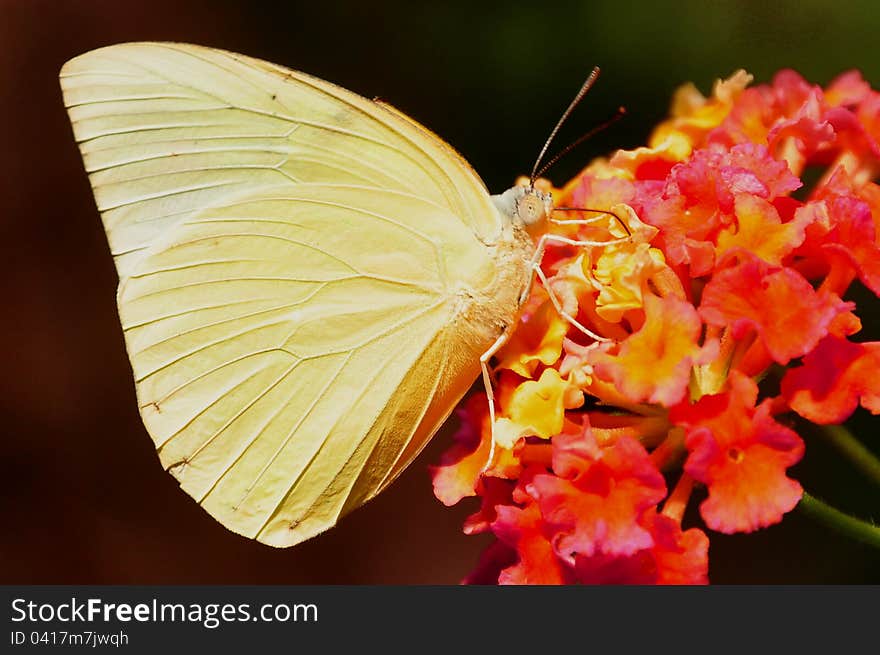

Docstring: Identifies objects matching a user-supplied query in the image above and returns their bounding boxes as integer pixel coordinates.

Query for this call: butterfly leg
[551,206,632,237]
[527,232,623,343]
[549,215,614,228]
[478,228,631,473]
[541,233,630,249]
[480,331,512,472]
[530,262,608,343]
[523,229,629,308]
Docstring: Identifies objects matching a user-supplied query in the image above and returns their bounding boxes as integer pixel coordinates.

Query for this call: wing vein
[130,285,325,355]
[94,163,298,187]
[114,44,470,211]
[191,355,319,503]
[186,359,302,471]
[66,93,207,108]
[133,315,300,382]
[123,296,287,330]
[232,350,354,511]
[333,322,450,522]
[187,194,445,277]
[153,348,297,450]
[98,180,235,211]
[252,349,392,534]
[165,43,475,211]
[84,132,290,157]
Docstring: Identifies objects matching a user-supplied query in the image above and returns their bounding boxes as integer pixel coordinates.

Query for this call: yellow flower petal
[716,194,809,266]
[593,242,668,323]
[496,299,569,377]
[494,369,581,447]
[610,135,692,173]
[649,70,754,154]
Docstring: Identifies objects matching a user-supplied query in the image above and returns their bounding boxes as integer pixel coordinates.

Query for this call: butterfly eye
[517,194,547,226]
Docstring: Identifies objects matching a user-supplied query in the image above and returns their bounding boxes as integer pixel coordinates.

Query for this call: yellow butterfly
[60,42,618,547]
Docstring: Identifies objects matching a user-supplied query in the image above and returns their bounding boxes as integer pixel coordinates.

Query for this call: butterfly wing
[60,42,502,279]
[117,184,496,546]
[60,43,521,546]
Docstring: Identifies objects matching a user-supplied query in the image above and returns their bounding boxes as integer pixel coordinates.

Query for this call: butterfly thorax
[445,184,545,348]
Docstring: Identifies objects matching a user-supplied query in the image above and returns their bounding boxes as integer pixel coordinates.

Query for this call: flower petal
[591,292,714,406]
[673,372,805,533]
[647,512,710,584]
[699,254,849,364]
[529,426,666,559]
[715,194,808,266]
[494,368,581,448]
[492,503,569,584]
[573,511,709,584]
[781,335,880,423]
[593,242,668,322]
[463,477,515,535]
[496,298,569,377]
[430,394,492,506]
[461,540,518,585]
[649,70,754,156]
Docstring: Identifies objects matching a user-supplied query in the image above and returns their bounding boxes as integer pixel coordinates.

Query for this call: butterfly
[60,42,622,547]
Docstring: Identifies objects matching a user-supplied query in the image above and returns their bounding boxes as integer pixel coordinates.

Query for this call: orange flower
[699,254,850,364]
[495,296,569,378]
[573,511,709,584]
[782,335,880,424]
[672,372,805,533]
[528,425,667,559]
[714,194,809,266]
[491,503,568,585]
[430,393,493,507]
[493,368,582,448]
[590,292,715,406]
[649,69,754,158]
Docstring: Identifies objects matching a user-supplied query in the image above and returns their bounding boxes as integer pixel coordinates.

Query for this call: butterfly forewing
[60,42,502,279]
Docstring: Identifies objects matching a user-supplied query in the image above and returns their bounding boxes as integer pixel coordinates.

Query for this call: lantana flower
[432,69,880,584]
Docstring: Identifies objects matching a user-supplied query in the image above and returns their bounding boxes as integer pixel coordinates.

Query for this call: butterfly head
[492,184,553,238]
[515,185,553,228]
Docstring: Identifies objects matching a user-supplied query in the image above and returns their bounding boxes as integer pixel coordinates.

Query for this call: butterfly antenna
[529,66,601,187]
[533,106,626,181]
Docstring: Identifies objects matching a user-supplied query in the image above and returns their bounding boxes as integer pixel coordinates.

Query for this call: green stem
[819,424,880,488]
[797,492,880,550]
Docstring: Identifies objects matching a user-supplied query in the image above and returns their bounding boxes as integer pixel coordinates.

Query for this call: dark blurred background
[1,0,878,583]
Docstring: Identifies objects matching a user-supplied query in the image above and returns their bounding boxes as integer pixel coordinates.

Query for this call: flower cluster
[432,69,880,584]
